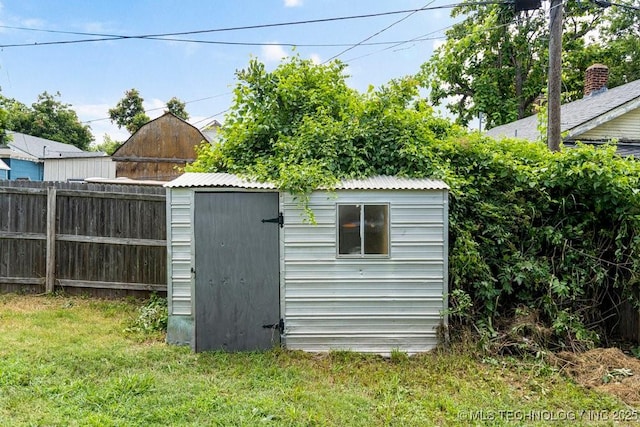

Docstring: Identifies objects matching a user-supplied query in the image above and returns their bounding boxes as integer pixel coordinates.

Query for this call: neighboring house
[0,158,9,180]
[486,64,640,157]
[111,112,209,181]
[200,118,221,144]
[0,131,115,181]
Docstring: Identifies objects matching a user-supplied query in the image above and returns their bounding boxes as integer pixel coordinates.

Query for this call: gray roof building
[486,66,640,157]
[7,131,108,159]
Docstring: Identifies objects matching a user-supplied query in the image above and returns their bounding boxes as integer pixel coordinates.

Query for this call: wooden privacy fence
[0,180,167,296]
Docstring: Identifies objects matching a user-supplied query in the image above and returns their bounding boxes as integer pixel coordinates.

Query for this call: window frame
[336,203,390,258]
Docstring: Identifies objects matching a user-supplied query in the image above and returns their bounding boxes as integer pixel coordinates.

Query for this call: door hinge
[262,318,284,333]
[261,212,284,228]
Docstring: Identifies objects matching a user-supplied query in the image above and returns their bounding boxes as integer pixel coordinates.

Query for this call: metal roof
[165,172,448,190]
[486,78,640,141]
[8,131,107,159]
[165,173,277,189]
[334,175,448,190]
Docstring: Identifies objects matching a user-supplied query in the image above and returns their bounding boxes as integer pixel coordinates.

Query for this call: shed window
[338,204,389,256]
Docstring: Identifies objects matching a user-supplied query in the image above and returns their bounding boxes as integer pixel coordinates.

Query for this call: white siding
[282,190,448,354]
[168,188,193,316]
[578,108,640,141]
[43,157,116,181]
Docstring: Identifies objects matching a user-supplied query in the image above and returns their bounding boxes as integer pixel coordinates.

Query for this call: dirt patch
[554,348,640,406]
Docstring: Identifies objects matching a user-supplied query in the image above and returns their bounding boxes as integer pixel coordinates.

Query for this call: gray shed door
[194,192,280,352]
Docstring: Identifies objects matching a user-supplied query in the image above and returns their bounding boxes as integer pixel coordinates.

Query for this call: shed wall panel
[281,189,447,354]
[43,158,116,181]
[168,189,193,316]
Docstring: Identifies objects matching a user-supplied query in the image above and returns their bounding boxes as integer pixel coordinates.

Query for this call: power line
[0,2,510,49]
[82,93,232,124]
[324,1,436,63]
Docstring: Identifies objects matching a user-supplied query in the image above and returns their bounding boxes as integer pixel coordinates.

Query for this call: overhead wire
[0,2,511,49]
[323,0,436,63]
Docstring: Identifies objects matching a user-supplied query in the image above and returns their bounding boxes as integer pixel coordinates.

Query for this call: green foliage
[421,2,638,128]
[0,91,94,150]
[89,134,122,155]
[166,96,189,120]
[189,56,640,349]
[109,89,191,134]
[125,294,168,334]
[109,88,150,134]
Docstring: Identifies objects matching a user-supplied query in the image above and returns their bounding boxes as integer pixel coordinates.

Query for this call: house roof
[485,78,640,142]
[0,159,10,171]
[7,131,107,159]
[165,172,449,190]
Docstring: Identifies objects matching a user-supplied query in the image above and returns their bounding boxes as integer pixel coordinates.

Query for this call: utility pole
[547,0,564,152]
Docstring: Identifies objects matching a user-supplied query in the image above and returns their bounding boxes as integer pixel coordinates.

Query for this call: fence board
[0,180,167,296]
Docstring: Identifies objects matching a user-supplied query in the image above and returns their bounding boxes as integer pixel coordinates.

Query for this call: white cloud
[21,18,45,28]
[261,44,289,63]
[284,0,303,7]
[309,53,321,64]
[75,98,168,143]
[144,98,167,119]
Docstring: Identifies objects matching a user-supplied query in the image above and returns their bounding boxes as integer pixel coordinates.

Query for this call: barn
[165,172,449,355]
[112,112,208,181]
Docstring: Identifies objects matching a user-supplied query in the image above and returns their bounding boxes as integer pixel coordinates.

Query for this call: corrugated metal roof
[165,172,448,190]
[335,176,448,190]
[165,172,277,189]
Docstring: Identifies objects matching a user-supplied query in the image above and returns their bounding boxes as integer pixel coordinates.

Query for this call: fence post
[45,186,56,293]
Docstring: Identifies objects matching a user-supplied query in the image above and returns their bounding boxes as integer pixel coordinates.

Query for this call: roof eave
[565,96,640,139]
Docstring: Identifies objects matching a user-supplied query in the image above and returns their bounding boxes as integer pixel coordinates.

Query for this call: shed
[165,172,449,355]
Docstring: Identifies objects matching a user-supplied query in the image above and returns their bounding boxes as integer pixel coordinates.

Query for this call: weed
[124,294,167,334]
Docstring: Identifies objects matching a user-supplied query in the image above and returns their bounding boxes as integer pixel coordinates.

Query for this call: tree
[420,2,639,129]
[0,91,93,150]
[188,56,458,195]
[89,134,122,155]
[109,89,150,134]
[166,97,189,120]
[188,56,640,350]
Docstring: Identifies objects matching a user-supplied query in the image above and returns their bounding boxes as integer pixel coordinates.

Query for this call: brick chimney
[584,64,609,97]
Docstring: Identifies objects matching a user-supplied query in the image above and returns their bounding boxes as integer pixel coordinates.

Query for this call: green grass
[0,294,631,426]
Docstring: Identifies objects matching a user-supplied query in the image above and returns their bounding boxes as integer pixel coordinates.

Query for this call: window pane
[338,205,361,255]
[364,205,389,255]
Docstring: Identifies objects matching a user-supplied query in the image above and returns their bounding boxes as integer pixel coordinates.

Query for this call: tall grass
[0,295,625,426]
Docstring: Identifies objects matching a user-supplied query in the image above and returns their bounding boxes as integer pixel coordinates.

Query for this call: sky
[0,0,457,145]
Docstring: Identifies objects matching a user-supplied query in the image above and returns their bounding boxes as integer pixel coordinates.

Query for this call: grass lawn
[0,294,634,426]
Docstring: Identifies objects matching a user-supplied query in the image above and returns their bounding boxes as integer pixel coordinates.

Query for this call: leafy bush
[126,294,168,334]
[188,56,640,351]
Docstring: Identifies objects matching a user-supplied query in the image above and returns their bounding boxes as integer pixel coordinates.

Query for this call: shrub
[126,294,168,334]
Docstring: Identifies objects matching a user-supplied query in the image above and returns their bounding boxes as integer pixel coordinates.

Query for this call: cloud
[82,21,115,34]
[261,44,289,63]
[144,98,167,119]
[75,98,168,143]
[309,53,321,64]
[21,18,45,28]
[432,39,446,51]
[284,0,303,7]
